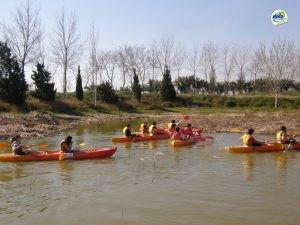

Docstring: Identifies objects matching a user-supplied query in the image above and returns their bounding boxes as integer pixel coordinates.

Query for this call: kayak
[112,133,170,143]
[171,138,197,147]
[227,143,284,153]
[0,147,117,162]
[282,142,300,151]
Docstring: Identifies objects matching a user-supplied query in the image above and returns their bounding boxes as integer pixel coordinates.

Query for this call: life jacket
[139,124,148,133]
[168,122,175,129]
[242,134,253,146]
[61,140,72,153]
[276,131,284,143]
[182,127,193,136]
[123,127,130,137]
[149,125,156,135]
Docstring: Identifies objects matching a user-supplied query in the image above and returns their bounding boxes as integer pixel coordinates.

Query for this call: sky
[0,0,299,90]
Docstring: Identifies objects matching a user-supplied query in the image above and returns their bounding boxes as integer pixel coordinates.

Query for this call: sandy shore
[0,111,299,140]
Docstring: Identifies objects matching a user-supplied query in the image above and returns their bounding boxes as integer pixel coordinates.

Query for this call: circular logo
[271,10,288,26]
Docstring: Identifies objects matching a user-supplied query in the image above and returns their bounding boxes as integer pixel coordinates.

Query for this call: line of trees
[0,1,300,108]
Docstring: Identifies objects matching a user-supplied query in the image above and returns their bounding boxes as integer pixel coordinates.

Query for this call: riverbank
[0,110,299,140]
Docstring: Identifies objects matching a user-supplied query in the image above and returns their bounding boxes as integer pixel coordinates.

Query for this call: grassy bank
[1,91,300,115]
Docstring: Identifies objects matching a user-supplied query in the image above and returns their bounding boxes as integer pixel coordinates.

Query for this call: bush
[226,98,237,107]
[97,82,119,103]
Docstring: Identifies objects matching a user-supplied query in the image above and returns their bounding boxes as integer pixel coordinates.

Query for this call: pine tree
[0,42,28,104]
[160,66,176,101]
[76,65,83,101]
[31,62,56,101]
[132,68,142,102]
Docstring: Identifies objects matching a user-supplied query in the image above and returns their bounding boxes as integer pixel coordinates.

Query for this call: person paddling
[61,135,81,153]
[171,127,187,140]
[240,129,263,146]
[149,122,165,136]
[123,124,139,138]
[139,122,149,134]
[276,126,296,144]
[182,123,193,138]
[168,120,176,129]
[11,134,40,156]
[167,123,176,136]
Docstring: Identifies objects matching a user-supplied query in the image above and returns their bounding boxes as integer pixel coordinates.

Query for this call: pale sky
[0,0,299,90]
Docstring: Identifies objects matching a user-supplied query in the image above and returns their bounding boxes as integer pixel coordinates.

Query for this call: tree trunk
[274,92,279,108]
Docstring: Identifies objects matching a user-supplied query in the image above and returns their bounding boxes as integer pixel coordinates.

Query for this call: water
[0,121,300,225]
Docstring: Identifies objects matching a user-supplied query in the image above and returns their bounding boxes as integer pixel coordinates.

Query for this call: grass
[1,91,300,115]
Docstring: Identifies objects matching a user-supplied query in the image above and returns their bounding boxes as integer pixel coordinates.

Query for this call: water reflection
[241,155,254,181]
[275,153,287,170]
[58,161,73,185]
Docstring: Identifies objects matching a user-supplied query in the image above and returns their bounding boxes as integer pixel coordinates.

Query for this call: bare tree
[235,46,249,82]
[51,9,83,94]
[256,39,296,108]
[104,50,117,88]
[187,44,201,77]
[134,46,151,91]
[173,45,186,79]
[149,41,160,80]
[155,35,176,75]
[202,41,218,92]
[1,0,43,73]
[88,24,100,106]
[117,46,129,88]
[221,45,235,94]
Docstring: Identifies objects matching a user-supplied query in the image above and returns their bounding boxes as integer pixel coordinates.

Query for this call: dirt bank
[0,111,299,140]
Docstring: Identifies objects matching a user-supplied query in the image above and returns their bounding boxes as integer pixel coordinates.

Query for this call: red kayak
[0,147,117,162]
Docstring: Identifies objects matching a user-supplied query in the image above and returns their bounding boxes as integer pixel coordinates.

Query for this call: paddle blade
[78,143,86,147]
[204,136,214,140]
[294,130,300,136]
[38,143,50,149]
[0,143,9,149]
[230,128,242,133]
[195,136,206,142]
[183,115,190,120]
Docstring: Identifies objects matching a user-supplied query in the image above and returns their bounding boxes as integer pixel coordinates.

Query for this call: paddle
[0,143,52,150]
[194,136,206,142]
[230,128,243,133]
[177,115,190,125]
[204,136,214,140]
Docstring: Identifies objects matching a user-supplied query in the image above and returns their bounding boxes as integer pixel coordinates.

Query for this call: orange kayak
[0,147,117,162]
[171,138,197,147]
[227,143,284,153]
[282,142,300,151]
[112,133,170,143]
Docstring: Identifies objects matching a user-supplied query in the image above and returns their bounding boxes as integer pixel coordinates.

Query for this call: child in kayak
[123,124,139,138]
[168,120,176,129]
[240,129,263,146]
[172,127,187,140]
[61,135,82,153]
[276,126,296,144]
[149,122,165,136]
[167,123,176,136]
[11,134,40,156]
[139,122,149,134]
[182,123,193,138]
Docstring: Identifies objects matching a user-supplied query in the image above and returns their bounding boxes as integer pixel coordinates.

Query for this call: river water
[0,120,299,225]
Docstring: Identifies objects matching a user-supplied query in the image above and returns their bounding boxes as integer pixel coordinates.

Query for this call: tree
[160,66,176,101]
[0,0,43,74]
[235,46,249,94]
[31,62,56,101]
[51,9,83,95]
[132,68,142,102]
[76,65,83,101]
[221,45,235,95]
[0,42,28,104]
[96,82,118,103]
[256,39,296,108]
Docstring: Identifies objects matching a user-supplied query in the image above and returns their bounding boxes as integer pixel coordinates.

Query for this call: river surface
[0,120,300,225]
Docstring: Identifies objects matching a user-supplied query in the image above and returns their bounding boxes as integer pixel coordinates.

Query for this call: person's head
[153,121,156,125]
[247,128,254,135]
[280,126,286,132]
[171,123,176,128]
[11,134,21,143]
[65,135,73,144]
[171,120,175,123]
[175,127,181,132]
[143,124,147,128]
[143,121,147,125]
[127,124,130,128]
[187,123,191,128]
